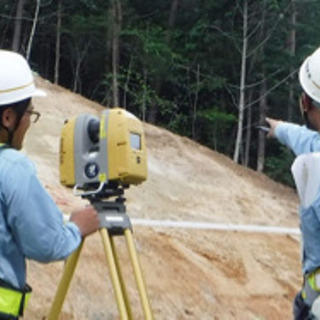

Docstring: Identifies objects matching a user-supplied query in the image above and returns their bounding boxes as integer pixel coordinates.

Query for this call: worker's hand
[265,117,282,138]
[70,205,99,237]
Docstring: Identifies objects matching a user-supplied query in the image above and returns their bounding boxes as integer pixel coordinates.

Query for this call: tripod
[47,187,153,320]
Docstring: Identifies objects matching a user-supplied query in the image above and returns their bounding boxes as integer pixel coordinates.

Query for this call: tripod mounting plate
[93,199,132,236]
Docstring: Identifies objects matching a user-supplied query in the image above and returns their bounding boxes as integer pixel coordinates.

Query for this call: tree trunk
[288,0,296,121]
[122,57,132,110]
[54,0,62,84]
[192,64,200,140]
[12,0,26,52]
[0,5,15,48]
[142,68,147,122]
[26,0,41,61]
[233,0,248,163]
[244,89,253,167]
[256,78,267,172]
[110,0,122,107]
[72,52,82,93]
[166,0,179,42]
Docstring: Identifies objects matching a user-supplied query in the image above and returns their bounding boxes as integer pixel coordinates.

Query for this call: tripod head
[84,183,131,236]
[77,181,128,202]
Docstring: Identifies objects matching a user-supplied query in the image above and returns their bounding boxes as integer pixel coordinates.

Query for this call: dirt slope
[23,78,301,320]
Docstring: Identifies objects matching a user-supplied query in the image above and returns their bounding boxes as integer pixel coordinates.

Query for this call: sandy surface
[22,78,301,319]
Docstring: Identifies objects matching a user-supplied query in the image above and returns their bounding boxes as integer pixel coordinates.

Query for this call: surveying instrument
[47,108,153,319]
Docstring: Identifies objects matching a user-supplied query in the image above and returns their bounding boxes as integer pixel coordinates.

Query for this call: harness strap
[0,283,32,318]
[302,269,320,306]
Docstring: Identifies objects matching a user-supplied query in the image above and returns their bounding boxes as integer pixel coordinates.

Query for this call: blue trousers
[293,291,314,320]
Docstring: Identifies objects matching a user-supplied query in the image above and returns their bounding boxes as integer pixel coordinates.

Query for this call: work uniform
[275,122,320,319]
[0,146,82,319]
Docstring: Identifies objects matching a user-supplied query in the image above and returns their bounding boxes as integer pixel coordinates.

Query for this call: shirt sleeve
[275,122,320,155]
[2,155,82,263]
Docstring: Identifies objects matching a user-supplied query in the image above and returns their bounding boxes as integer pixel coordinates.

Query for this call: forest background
[1,0,319,186]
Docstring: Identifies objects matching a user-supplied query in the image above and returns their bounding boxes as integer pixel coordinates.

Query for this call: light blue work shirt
[275,122,320,274]
[0,147,81,289]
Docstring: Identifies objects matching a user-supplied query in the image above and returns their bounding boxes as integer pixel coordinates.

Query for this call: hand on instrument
[70,205,99,237]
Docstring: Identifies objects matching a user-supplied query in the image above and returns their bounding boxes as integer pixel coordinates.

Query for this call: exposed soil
[22,78,301,319]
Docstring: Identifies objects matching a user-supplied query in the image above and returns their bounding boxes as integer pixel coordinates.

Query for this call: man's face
[0,102,39,150]
[299,92,320,131]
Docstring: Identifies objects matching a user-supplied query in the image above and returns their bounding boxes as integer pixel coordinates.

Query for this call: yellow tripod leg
[100,228,132,320]
[47,240,84,320]
[109,232,133,319]
[124,229,153,320]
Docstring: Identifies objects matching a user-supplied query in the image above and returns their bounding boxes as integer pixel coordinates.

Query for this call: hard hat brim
[299,56,320,104]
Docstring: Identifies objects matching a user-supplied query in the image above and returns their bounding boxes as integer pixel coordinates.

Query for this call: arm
[3,156,99,263]
[266,117,320,155]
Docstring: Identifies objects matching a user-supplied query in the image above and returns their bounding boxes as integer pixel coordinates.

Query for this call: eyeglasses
[25,110,41,123]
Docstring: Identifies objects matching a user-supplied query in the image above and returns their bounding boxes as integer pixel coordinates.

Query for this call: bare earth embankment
[23,78,301,319]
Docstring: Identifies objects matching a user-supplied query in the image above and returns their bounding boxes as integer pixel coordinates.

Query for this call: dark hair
[0,98,31,129]
[0,98,31,146]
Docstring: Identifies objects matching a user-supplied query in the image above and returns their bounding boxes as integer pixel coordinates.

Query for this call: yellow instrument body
[59,108,147,189]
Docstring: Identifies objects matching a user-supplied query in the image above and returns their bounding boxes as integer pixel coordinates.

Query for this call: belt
[0,281,32,318]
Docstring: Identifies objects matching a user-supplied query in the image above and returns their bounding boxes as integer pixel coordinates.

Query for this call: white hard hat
[0,50,46,106]
[299,47,320,105]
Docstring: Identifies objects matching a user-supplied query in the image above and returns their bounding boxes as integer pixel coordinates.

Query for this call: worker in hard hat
[0,50,100,319]
[266,47,320,320]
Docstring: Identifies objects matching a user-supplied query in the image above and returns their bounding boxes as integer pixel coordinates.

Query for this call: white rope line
[63,214,300,235]
[131,218,300,235]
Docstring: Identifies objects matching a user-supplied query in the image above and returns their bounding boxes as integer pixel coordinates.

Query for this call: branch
[246,2,292,58]
[244,68,299,110]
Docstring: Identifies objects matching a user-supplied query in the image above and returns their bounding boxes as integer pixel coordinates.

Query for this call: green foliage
[122,25,180,78]
[197,108,237,152]
[198,108,236,125]
[264,146,295,187]
[4,0,320,187]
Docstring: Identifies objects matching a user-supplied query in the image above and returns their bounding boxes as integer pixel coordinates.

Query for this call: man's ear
[300,93,313,113]
[1,108,16,129]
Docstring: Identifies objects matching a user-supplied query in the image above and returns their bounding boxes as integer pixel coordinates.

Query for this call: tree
[26,0,41,61]
[54,0,62,84]
[12,0,26,52]
[2,0,320,183]
[146,0,180,124]
[110,0,122,107]
[233,0,248,164]
[287,0,296,121]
